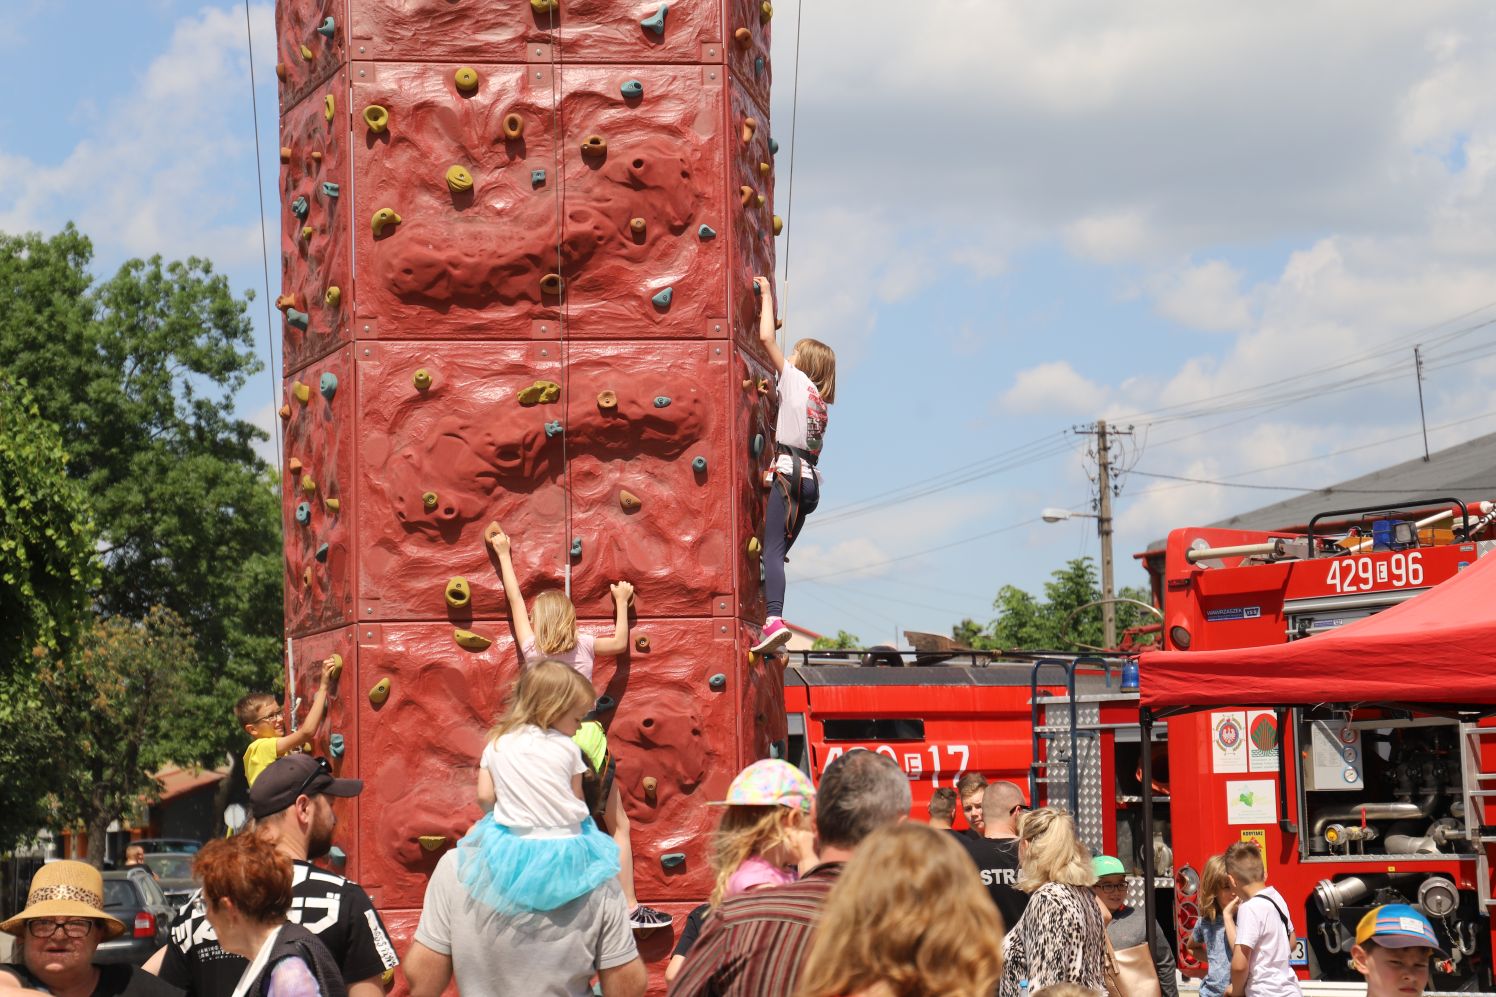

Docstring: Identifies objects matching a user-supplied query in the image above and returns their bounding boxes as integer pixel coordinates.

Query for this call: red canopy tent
[1139,549,1496,711]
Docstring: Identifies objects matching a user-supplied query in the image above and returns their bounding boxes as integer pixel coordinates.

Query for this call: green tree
[0,225,282,760]
[34,608,213,868]
[0,377,98,672]
[811,629,862,650]
[954,557,1157,651]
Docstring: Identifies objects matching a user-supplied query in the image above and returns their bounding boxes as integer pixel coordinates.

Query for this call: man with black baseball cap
[145,755,398,997]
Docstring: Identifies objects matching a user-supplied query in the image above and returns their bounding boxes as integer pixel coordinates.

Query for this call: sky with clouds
[3,1,1495,644]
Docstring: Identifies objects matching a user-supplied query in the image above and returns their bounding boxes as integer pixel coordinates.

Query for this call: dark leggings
[764,473,820,618]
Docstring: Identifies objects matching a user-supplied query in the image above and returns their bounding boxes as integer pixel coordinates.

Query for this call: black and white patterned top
[998,881,1110,996]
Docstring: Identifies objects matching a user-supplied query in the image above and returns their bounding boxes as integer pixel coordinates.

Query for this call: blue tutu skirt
[456,815,620,914]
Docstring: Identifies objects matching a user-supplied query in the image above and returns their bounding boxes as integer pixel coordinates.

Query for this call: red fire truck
[783,497,1496,992]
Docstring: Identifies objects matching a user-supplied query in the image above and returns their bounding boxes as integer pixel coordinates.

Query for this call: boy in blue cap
[1350,904,1442,996]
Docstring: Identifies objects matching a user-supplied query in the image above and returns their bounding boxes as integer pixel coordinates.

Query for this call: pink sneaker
[751,618,793,654]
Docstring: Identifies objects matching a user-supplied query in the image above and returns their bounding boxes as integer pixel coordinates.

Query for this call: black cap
[250,754,363,819]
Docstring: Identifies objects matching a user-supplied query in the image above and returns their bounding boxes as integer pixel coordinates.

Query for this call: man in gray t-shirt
[404,850,645,997]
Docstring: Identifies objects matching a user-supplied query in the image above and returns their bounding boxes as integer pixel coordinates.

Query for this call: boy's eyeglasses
[252,709,282,725]
[291,757,334,801]
[1096,882,1130,893]
[28,919,96,939]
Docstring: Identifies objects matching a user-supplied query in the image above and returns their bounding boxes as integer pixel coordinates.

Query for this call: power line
[241,0,281,472]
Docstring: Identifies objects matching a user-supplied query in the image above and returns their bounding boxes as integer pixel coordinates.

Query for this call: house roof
[785,621,823,639]
[154,765,228,803]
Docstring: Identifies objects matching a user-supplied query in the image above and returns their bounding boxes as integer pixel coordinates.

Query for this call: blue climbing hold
[660,852,686,869]
[321,181,340,199]
[295,502,312,525]
[319,372,338,400]
[692,456,707,473]
[315,543,329,562]
[317,16,335,37]
[653,396,672,408]
[531,169,546,187]
[698,224,717,240]
[751,433,765,457]
[286,308,310,331]
[708,673,727,690]
[570,537,583,557]
[640,3,667,35]
[754,56,764,78]
[291,195,309,219]
[769,137,780,155]
[328,846,347,865]
[651,286,674,308]
[545,419,563,438]
[620,79,644,99]
[594,695,617,713]
[329,733,345,758]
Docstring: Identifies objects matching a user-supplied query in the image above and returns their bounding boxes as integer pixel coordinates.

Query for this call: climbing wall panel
[739,636,789,764]
[354,341,568,623]
[591,617,740,901]
[283,345,358,638]
[280,71,354,376]
[276,0,346,111]
[347,0,724,65]
[563,342,733,619]
[286,625,362,884]
[728,76,776,359]
[732,347,777,621]
[726,0,773,111]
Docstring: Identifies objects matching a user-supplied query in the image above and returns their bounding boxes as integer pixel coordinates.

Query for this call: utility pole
[1096,420,1117,651]
[1414,346,1430,462]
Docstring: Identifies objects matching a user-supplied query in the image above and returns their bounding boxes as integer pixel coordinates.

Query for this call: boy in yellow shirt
[235,657,338,786]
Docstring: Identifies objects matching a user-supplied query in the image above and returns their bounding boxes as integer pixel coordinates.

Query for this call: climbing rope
[242,0,284,472]
[545,7,573,598]
[777,0,807,349]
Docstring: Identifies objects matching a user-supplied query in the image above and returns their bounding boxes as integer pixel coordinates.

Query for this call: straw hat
[0,861,125,939]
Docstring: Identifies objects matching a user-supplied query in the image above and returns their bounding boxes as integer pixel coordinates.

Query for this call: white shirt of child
[482,725,588,830]
[773,361,827,480]
[520,633,597,681]
[1233,887,1301,997]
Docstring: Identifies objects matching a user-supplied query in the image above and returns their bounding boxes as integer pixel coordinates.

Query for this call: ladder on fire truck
[1461,722,1496,909]
[1028,656,1139,838]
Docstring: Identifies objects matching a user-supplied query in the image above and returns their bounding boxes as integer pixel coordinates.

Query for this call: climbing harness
[773,442,819,545]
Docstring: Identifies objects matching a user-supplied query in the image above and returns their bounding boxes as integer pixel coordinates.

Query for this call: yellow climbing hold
[734,27,753,46]
[301,225,314,240]
[371,208,401,237]
[772,215,784,235]
[419,835,448,852]
[531,0,559,11]
[760,1,774,22]
[368,678,391,705]
[597,390,617,410]
[453,628,493,651]
[303,566,313,587]
[280,147,292,163]
[292,381,311,403]
[742,117,758,143]
[324,94,336,122]
[444,576,471,609]
[277,293,297,310]
[276,63,287,81]
[324,497,341,513]
[412,368,432,391]
[327,653,344,679]
[747,536,762,556]
[454,67,479,92]
[755,193,766,207]
[619,490,642,512]
[445,165,474,193]
[516,380,561,406]
[302,475,317,494]
[279,404,292,420]
[363,104,389,133]
[325,286,341,307]
[422,491,439,511]
[300,44,314,61]
[760,161,772,175]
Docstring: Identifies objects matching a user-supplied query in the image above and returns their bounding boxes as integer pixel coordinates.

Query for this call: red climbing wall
[278,3,780,993]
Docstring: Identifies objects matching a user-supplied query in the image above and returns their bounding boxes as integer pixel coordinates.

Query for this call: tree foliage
[954,557,1158,652]
[811,629,862,650]
[0,377,97,672]
[0,225,282,769]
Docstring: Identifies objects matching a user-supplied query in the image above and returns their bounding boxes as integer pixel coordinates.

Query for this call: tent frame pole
[1141,706,1158,956]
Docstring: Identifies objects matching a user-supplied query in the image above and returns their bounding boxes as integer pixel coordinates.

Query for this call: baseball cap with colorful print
[710,759,815,813]
[1355,904,1445,953]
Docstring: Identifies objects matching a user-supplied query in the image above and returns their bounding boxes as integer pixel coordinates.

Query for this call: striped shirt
[667,863,844,997]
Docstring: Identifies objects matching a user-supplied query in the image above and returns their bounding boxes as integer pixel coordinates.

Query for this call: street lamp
[1039,506,1115,649]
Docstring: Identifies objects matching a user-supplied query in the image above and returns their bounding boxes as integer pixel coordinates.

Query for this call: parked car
[132,837,202,855]
[96,868,173,967]
[141,851,199,910]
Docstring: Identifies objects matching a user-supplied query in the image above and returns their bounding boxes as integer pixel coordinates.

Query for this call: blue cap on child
[1355,904,1444,953]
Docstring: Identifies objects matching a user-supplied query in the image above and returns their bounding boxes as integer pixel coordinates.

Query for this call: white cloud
[1001,361,1109,415]
[1148,260,1253,333]
[1064,209,1153,265]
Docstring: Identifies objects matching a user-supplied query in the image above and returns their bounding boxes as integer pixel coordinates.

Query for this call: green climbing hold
[640,3,667,35]
[286,309,310,331]
[295,502,311,525]
[651,287,674,308]
[754,56,764,77]
[692,456,707,473]
[321,181,340,199]
[545,419,564,438]
[698,224,717,240]
[291,195,309,219]
[319,372,338,400]
[315,543,329,562]
[769,137,780,155]
[570,537,583,557]
[329,733,345,758]
[329,845,346,864]
[660,852,686,868]
[653,396,671,408]
[620,79,644,99]
[317,16,335,37]
[708,673,727,690]
[751,433,765,457]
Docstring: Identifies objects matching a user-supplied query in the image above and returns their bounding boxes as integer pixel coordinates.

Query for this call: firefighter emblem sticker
[1247,710,1280,772]
[1211,711,1248,772]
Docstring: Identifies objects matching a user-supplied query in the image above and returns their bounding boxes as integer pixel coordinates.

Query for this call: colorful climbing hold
[769,137,780,155]
[630,217,647,236]
[708,673,727,690]
[280,146,292,163]
[371,208,401,237]
[315,543,329,562]
[620,79,644,99]
[279,404,291,420]
[635,635,651,652]
[531,169,546,187]
[300,44,314,61]
[619,490,641,512]
[740,185,755,207]
[755,56,765,78]
[444,576,471,609]
[301,225,315,241]
[772,215,784,235]
[310,151,323,162]
[368,678,391,706]
[291,195,309,219]
[742,117,758,143]
[751,433,765,456]
[453,628,493,651]
[653,396,672,408]
[756,192,766,207]
[324,94,336,122]
[545,419,564,438]
[570,537,583,557]
[286,309,310,331]
[319,372,338,400]
[531,0,559,11]
[363,105,389,133]
[317,16,335,38]
[419,835,448,852]
[445,165,474,193]
[642,776,657,801]
[329,733,345,758]
[288,458,303,474]
[581,134,608,157]
[698,224,717,240]
[302,475,317,494]
[302,566,313,588]
[747,536,762,556]
[277,293,297,310]
[327,653,343,680]
[640,3,668,35]
[422,491,439,511]
[692,456,708,473]
[660,852,686,868]
[760,0,774,22]
[760,161,772,176]
[321,181,340,199]
[540,273,564,295]
[276,63,286,81]
[324,498,340,513]
[651,287,674,308]
[412,368,432,391]
[295,502,312,525]
[597,390,617,410]
[292,381,311,403]
[454,67,479,92]
[517,380,561,405]
[324,286,341,307]
[734,27,753,46]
